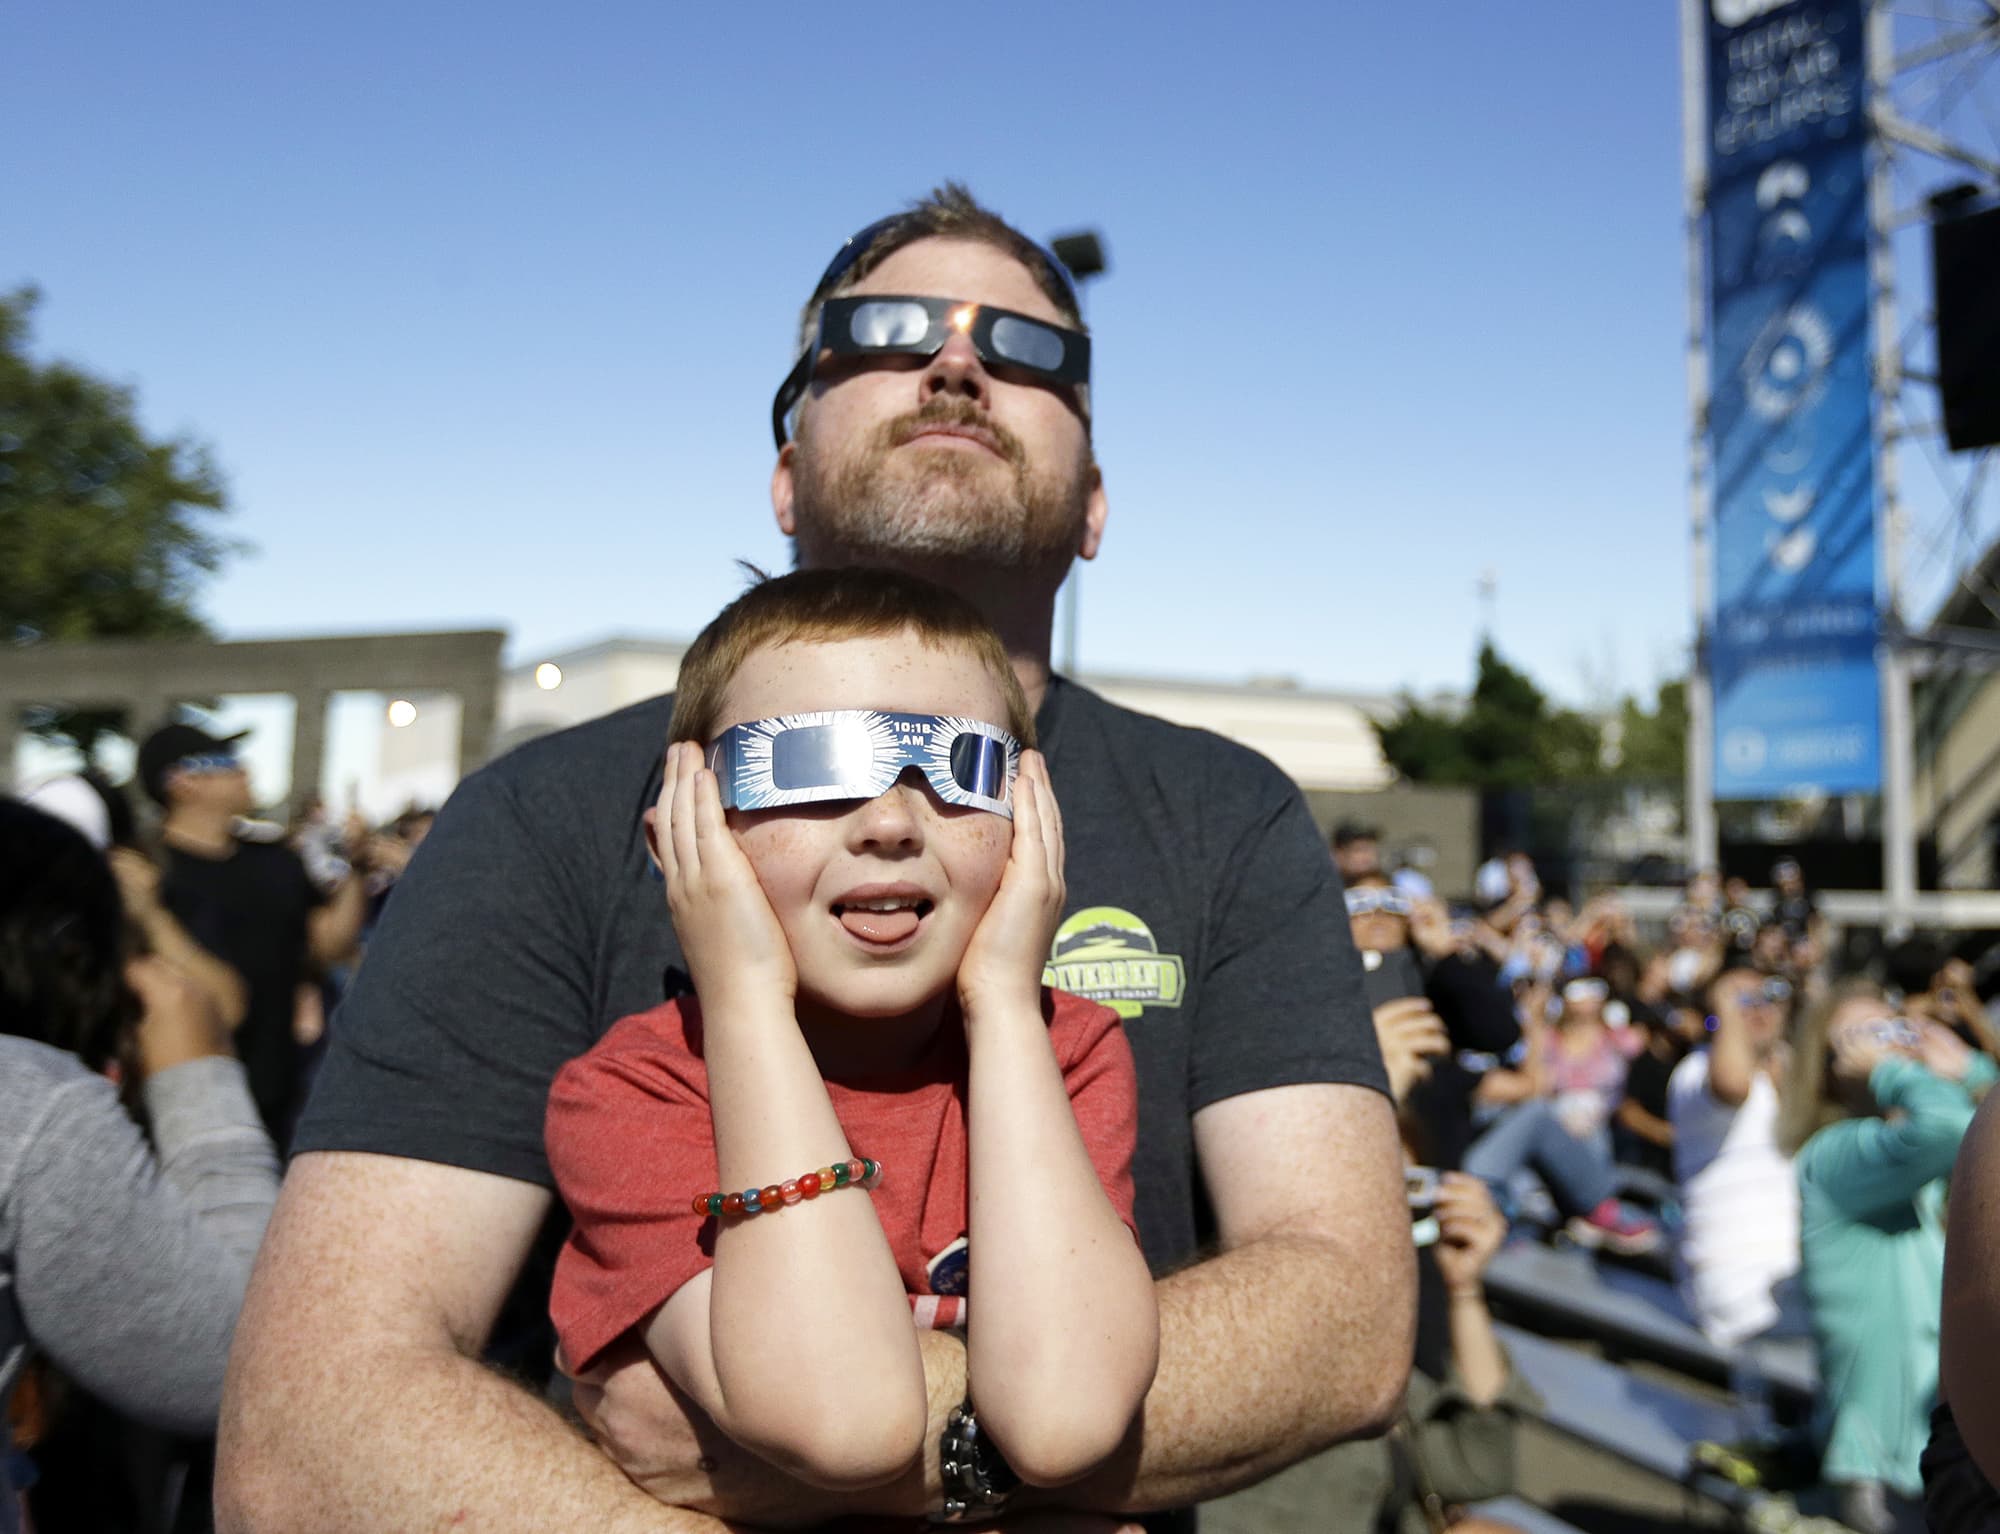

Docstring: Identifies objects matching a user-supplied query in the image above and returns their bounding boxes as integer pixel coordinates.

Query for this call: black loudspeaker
[1931,189,2000,453]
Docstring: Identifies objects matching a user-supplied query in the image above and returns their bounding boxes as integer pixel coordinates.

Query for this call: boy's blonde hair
[669,567,1035,749]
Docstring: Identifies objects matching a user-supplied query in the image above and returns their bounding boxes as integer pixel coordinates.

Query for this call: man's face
[1334,837,1380,882]
[1713,968,1789,1051]
[774,237,1107,577]
[168,757,252,817]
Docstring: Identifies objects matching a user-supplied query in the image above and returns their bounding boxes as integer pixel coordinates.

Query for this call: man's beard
[790,396,1093,572]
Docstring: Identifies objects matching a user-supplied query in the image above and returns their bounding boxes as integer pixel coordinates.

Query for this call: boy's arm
[964,999,1158,1486]
[958,756,1160,1487]
[648,746,925,1489]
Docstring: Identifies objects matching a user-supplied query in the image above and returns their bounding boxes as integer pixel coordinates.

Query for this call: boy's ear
[641,807,666,873]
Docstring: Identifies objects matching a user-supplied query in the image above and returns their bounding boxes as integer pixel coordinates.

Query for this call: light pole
[1050,229,1108,677]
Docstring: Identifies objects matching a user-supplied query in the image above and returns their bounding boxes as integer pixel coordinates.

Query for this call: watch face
[926,1236,970,1297]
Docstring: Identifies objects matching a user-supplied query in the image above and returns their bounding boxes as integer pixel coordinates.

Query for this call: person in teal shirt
[1782,980,1997,1534]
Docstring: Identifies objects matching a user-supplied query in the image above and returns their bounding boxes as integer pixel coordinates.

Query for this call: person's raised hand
[1373,995,1450,1104]
[1917,1018,1976,1083]
[126,954,231,1077]
[108,846,162,923]
[1830,1018,1906,1089]
[1432,1171,1507,1297]
[646,741,795,1012]
[958,750,1065,1021]
[365,832,413,878]
[1408,896,1456,961]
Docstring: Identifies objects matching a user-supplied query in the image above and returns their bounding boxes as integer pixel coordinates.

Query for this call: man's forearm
[308,877,369,967]
[217,1335,731,1533]
[1048,1232,1412,1515]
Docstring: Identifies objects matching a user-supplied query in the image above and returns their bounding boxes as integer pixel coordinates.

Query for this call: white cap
[21,775,111,850]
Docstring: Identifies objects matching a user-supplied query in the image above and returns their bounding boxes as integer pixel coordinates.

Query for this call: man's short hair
[1331,820,1380,850]
[792,182,1086,361]
[669,566,1035,749]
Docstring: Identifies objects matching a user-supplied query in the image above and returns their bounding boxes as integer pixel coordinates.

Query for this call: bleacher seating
[1468,1495,1589,1534]
[1485,1240,1817,1406]
[1496,1322,1765,1512]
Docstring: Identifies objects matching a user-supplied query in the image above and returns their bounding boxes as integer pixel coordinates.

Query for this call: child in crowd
[544,568,1159,1498]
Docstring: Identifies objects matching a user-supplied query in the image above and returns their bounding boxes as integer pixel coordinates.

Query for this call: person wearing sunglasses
[1666,967,1803,1350]
[221,186,1402,1534]
[136,721,368,1147]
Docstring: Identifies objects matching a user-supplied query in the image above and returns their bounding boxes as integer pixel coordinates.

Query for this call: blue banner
[1705,0,1880,797]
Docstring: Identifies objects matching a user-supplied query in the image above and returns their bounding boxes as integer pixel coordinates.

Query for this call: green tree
[0,286,237,757]
[1611,678,1688,781]
[1376,641,1609,788]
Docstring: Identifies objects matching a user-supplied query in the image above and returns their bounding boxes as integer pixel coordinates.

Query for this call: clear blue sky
[6,3,1716,707]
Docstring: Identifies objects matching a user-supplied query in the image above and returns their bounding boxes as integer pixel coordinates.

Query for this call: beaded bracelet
[693,1157,881,1219]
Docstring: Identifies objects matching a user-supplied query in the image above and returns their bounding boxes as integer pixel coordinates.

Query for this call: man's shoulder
[1052,679,1297,796]
[478,693,675,799]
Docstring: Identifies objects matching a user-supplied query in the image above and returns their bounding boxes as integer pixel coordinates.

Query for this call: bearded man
[219,186,1408,1534]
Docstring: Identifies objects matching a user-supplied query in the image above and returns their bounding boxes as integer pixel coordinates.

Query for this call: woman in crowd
[1670,969,1801,1350]
[0,799,280,1534]
[1782,978,1994,1534]
[1462,978,1660,1255]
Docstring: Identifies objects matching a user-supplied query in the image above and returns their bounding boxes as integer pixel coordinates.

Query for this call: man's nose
[922,325,990,408]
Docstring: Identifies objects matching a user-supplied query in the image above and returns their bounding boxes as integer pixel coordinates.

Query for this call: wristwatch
[930,1396,1020,1523]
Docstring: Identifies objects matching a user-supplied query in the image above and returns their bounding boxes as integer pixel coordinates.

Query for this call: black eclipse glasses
[770,294,1091,449]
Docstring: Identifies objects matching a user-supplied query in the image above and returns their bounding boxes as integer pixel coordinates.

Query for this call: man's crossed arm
[216,1083,1411,1530]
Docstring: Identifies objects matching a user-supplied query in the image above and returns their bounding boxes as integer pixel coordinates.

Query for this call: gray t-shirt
[1,1041,279,1531]
[297,675,1387,1525]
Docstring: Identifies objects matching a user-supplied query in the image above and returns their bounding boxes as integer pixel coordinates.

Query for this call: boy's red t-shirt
[546,987,1139,1374]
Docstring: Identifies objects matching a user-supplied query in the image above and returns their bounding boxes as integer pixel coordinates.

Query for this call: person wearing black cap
[139,720,366,1144]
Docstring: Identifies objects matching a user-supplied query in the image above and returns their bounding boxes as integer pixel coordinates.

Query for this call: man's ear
[772,441,798,537]
[1078,463,1108,562]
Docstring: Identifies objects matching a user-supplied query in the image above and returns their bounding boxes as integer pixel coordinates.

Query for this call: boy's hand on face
[958,750,1065,1022]
[650,741,797,1011]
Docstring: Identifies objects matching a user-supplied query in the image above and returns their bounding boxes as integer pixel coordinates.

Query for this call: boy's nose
[850,770,928,851]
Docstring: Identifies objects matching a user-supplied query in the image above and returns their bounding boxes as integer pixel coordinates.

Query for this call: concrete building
[490,635,1401,790]
[483,635,1480,895]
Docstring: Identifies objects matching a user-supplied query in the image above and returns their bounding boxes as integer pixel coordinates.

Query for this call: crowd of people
[7,183,2000,1534]
[1341,821,2000,1534]
[3,752,435,1531]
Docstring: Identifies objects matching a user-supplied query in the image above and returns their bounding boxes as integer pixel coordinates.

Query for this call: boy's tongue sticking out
[834,890,931,946]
